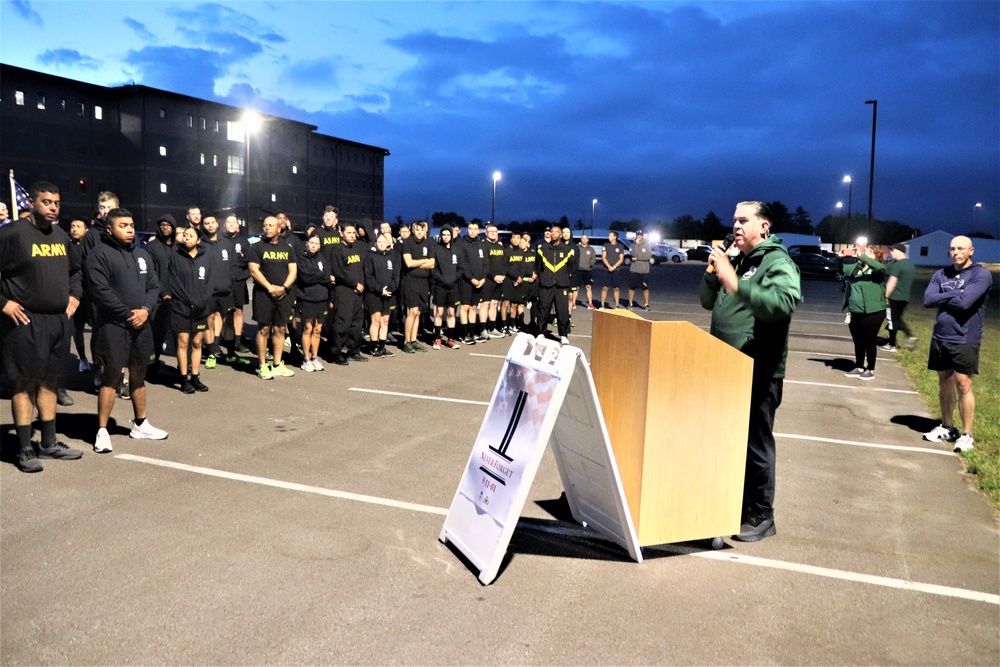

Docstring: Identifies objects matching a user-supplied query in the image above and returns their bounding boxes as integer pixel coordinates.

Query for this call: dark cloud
[36,48,100,70]
[124,46,224,100]
[123,17,157,43]
[282,58,340,89]
[167,3,285,47]
[9,0,43,27]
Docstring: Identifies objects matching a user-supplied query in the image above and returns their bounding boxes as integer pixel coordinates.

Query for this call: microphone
[705,234,736,274]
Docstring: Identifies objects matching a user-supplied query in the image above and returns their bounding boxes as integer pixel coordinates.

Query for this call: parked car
[650,243,686,264]
[686,245,714,262]
[791,252,844,281]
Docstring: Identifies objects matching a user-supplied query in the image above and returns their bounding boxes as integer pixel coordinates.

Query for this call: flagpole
[9,170,16,218]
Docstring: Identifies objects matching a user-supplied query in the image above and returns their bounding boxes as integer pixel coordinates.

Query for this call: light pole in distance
[243,110,262,228]
[842,175,853,220]
[591,198,597,234]
[491,171,502,225]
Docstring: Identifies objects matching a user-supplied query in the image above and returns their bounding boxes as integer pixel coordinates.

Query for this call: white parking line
[116,454,997,605]
[349,387,490,406]
[469,353,506,359]
[785,379,918,394]
[776,432,953,456]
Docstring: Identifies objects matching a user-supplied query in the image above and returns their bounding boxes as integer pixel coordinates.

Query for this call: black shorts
[232,281,249,308]
[928,339,980,375]
[482,279,502,303]
[211,291,236,315]
[577,269,593,287]
[297,300,328,322]
[402,276,429,311]
[1,311,71,382]
[501,280,522,303]
[94,323,155,369]
[170,309,208,336]
[459,280,486,306]
[629,272,649,290]
[364,292,395,316]
[600,269,628,289]
[253,289,294,327]
[432,282,460,309]
[72,296,91,328]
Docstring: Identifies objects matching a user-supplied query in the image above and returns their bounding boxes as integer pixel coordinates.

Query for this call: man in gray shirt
[628,231,652,310]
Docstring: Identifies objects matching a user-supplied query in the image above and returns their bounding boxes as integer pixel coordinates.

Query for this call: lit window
[159,108,166,118]
[94,106,103,120]
[292,165,298,174]
[159,145,167,157]
[271,193,276,203]
[37,95,46,110]
[200,117,206,130]
[187,114,193,128]
[160,182,168,193]
[227,155,245,175]
[15,90,24,105]
[227,121,246,142]
[77,103,85,116]
[213,154,218,167]
[200,153,205,165]
[214,120,219,132]
[60,98,66,112]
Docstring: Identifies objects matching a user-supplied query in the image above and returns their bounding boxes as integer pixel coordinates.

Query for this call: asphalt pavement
[1,263,997,665]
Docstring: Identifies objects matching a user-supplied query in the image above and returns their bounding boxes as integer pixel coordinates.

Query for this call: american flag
[11,176,30,215]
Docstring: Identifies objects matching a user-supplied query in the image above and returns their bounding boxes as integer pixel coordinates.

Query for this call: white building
[901,230,1000,267]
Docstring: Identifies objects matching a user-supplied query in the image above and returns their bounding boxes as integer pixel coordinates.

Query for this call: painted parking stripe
[117,454,997,605]
[470,353,507,359]
[785,379,918,394]
[776,432,953,456]
[349,387,490,406]
[116,454,449,515]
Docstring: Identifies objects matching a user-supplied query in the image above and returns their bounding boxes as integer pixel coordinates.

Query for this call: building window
[60,98,66,112]
[200,153,205,165]
[159,108,166,119]
[200,117,206,130]
[15,90,24,105]
[37,95,46,110]
[227,121,245,142]
[187,114,193,128]
[160,182,168,194]
[227,155,245,175]
[271,193,276,203]
[159,145,167,157]
[77,102,85,116]
[213,154,218,167]
[920,246,928,257]
[94,106,103,120]
[214,120,219,132]
[292,165,298,174]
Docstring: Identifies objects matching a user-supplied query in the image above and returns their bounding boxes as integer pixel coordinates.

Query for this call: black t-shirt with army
[246,238,296,291]
[0,217,83,314]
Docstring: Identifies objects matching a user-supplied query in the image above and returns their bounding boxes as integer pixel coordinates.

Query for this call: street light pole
[492,171,502,226]
[843,175,853,221]
[591,198,597,234]
[865,100,877,227]
[243,110,261,228]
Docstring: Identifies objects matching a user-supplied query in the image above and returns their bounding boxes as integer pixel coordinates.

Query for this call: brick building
[0,64,389,232]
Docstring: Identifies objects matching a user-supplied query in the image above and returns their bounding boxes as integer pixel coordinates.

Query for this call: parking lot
[2,263,997,665]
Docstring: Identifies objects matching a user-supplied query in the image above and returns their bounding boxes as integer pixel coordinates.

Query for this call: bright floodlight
[244,110,262,133]
[843,175,852,183]
[492,171,502,183]
[856,236,868,246]
[647,231,661,243]
[592,198,598,205]
[835,202,843,209]
[975,202,983,208]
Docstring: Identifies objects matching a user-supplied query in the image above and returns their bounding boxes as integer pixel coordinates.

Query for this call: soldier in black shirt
[364,233,401,358]
[457,222,489,344]
[329,223,367,365]
[295,235,330,371]
[165,228,213,394]
[0,181,84,472]
[222,215,251,356]
[431,225,461,349]
[399,220,435,353]
[247,216,297,379]
[483,224,507,338]
[536,224,578,344]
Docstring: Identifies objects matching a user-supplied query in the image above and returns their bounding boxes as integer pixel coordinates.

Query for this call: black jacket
[166,244,213,318]
[536,242,578,288]
[364,248,401,296]
[222,230,251,282]
[457,235,488,282]
[432,241,460,287]
[84,233,160,327]
[296,250,331,302]
[201,234,238,296]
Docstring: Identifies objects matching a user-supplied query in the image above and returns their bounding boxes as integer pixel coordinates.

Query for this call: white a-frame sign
[439,333,641,584]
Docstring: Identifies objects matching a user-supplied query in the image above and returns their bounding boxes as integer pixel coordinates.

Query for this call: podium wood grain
[591,310,753,545]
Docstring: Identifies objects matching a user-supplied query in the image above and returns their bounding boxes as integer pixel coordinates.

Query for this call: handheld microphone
[705,234,736,274]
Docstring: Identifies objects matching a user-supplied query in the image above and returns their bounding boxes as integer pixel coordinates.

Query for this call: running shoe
[923,424,959,442]
[301,359,316,372]
[433,338,442,350]
[204,354,217,369]
[953,433,975,453]
[843,368,864,377]
[129,420,168,441]
[257,364,274,380]
[94,427,113,453]
[271,361,295,377]
[35,441,83,460]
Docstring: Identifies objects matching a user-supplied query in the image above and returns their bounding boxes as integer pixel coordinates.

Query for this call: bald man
[922,236,992,452]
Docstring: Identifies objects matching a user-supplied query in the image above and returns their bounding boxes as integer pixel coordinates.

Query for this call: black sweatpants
[887,299,912,345]
[745,378,783,521]
[331,286,363,357]
[538,286,570,338]
[848,310,884,370]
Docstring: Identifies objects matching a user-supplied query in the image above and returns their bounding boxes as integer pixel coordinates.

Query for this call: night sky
[2,0,998,236]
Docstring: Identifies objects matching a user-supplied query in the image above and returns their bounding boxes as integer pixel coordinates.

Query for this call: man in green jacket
[701,201,801,542]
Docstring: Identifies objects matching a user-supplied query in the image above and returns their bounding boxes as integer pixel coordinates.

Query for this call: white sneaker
[560,336,570,345]
[312,358,325,371]
[129,419,168,440]
[94,427,113,453]
[79,359,92,373]
[301,359,316,372]
[923,424,959,443]
[954,433,975,452]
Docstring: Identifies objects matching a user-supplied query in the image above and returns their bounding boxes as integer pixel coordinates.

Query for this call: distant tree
[469,217,483,226]
[394,215,404,226]
[968,231,996,239]
[558,215,570,227]
[431,211,466,229]
[791,206,813,234]
[765,201,792,233]
[702,211,727,241]
[673,214,701,240]
[575,219,585,230]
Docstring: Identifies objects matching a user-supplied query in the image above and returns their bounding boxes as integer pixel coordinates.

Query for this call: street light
[491,171,502,226]
[973,202,982,227]
[591,198,598,234]
[243,110,262,227]
[835,201,843,213]
[865,99,877,226]
[842,175,853,220]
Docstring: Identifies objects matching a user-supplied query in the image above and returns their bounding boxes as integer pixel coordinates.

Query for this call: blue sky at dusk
[1,0,997,235]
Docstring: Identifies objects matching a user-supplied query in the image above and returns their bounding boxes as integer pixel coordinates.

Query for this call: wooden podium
[590,309,753,545]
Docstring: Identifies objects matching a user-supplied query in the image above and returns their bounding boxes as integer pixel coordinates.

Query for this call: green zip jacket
[843,254,886,314]
[699,237,801,381]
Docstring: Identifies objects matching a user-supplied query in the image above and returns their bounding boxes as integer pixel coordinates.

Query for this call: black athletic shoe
[348,353,369,362]
[35,441,83,460]
[181,379,196,394]
[16,447,43,473]
[56,387,74,406]
[732,513,776,542]
[190,376,209,392]
[333,355,350,366]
